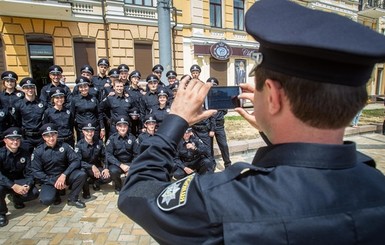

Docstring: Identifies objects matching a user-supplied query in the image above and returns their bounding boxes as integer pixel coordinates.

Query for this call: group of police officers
[0,60,231,227]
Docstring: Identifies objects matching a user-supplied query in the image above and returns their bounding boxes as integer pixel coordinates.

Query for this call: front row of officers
[0,115,214,227]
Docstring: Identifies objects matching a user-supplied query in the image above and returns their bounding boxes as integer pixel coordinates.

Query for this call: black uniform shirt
[92,75,108,91]
[71,94,103,129]
[72,84,101,102]
[99,94,134,123]
[176,136,208,165]
[43,107,74,137]
[0,146,34,188]
[118,114,385,244]
[40,83,72,108]
[31,142,81,185]
[0,90,24,112]
[105,133,137,167]
[75,138,105,169]
[12,98,47,132]
[150,105,170,127]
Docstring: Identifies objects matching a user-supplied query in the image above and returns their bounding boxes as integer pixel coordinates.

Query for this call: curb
[213,123,383,158]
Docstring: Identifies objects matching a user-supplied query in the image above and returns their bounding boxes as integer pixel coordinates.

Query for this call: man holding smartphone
[118,0,385,243]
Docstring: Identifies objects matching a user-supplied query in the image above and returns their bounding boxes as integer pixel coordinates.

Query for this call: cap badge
[251,52,263,66]
[88,123,92,127]
[13,130,17,135]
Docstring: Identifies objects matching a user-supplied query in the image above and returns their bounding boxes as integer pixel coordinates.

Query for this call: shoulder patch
[157,173,195,211]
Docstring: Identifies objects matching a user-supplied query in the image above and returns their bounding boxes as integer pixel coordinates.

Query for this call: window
[125,0,154,6]
[134,43,153,77]
[210,0,222,28]
[210,59,227,86]
[73,38,97,76]
[234,0,244,31]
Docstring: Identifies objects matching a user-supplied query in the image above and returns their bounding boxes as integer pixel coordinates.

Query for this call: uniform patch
[0,112,4,117]
[91,98,95,102]
[31,154,34,161]
[66,110,70,114]
[20,157,26,163]
[157,174,195,211]
[59,147,64,152]
[74,147,79,153]
[127,139,132,144]
[38,103,43,108]
[106,140,110,145]
[17,92,22,97]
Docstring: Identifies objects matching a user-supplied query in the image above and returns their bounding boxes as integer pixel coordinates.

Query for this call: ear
[264,79,283,115]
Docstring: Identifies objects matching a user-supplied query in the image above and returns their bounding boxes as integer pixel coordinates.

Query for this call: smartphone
[204,86,243,110]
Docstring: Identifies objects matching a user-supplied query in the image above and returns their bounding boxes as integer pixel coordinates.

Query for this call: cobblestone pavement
[2,133,385,244]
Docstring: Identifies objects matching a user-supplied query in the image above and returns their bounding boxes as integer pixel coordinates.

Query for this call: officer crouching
[31,123,87,208]
[173,128,213,180]
[0,127,39,227]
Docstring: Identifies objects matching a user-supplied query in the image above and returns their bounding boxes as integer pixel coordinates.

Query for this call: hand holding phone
[204,86,243,110]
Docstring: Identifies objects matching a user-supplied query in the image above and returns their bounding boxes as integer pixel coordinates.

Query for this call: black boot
[82,182,91,199]
[383,120,385,135]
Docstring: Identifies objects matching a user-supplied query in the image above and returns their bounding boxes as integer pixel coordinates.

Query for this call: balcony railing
[367,0,385,9]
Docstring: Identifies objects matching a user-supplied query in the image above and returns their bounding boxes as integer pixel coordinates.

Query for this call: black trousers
[173,157,213,180]
[108,164,126,190]
[0,179,39,215]
[82,167,111,193]
[213,126,231,166]
[39,169,87,205]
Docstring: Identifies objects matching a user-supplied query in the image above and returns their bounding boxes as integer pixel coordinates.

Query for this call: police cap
[3,127,22,139]
[146,75,159,83]
[40,123,58,136]
[98,58,110,67]
[108,68,120,78]
[115,116,130,125]
[1,71,18,81]
[75,76,91,86]
[144,114,157,124]
[129,70,141,80]
[118,64,129,73]
[48,65,63,75]
[245,0,385,87]
[166,70,177,78]
[158,90,168,98]
[19,77,37,88]
[190,65,201,73]
[80,65,94,75]
[49,87,65,98]
[206,77,218,86]
[129,109,140,117]
[152,64,164,73]
[81,120,96,130]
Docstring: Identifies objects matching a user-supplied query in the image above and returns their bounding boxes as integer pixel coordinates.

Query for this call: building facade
[1,0,385,95]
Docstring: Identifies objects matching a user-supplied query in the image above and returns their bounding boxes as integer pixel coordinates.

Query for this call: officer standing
[39,65,72,108]
[173,128,213,180]
[71,76,105,142]
[72,65,101,101]
[190,64,201,79]
[32,123,87,208]
[12,78,47,153]
[206,77,232,168]
[105,116,137,194]
[118,0,385,243]
[99,80,135,136]
[118,64,130,86]
[92,58,110,90]
[166,70,178,91]
[0,127,39,227]
[134,114,156,155]
[0,71,24,127]
[75,121,110,198]
[150,90,171,127]
[43,87,75,147]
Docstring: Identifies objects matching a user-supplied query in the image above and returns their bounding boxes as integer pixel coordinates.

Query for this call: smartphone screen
[204,86,242,110]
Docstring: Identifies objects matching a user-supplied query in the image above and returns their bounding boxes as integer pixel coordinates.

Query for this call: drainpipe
[101,0,109,59]
[171,0,178,72]
[157,0,172,84]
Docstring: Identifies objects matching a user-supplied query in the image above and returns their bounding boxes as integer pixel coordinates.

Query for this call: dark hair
[255,67,367,129]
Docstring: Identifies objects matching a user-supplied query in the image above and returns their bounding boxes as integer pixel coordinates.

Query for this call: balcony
[359,0,385,18]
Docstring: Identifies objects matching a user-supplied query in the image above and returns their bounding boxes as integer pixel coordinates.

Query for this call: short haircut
[255,67,367,129]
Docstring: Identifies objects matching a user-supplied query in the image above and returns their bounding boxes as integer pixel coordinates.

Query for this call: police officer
[101,68,120,100]
[0,71,24,127]
[99,80,135,137]
[190,64,201,79]
[105,116,137,194]
[206,77,232,168]
[152,64,164,82]
[173,128,213,180]
[92,58,110,90]
[140,75,161,120]
[0,127,39,227]
[149,90,170,127]
[0,103,8,147]
[134,114,156,155]
[32,123,87,208]
[75,121,110,198]
[71,76,105,142]
[118,64,130,86]
[12,78,47,153]
[166,70,178,90]
[118,0,385,243]
[191,116,215,158]
[43,87,75,147]
[39,65,72,108]
[72,65,101,101]
[126,70,145,135]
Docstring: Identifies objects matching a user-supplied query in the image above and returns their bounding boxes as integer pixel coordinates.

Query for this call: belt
[58,135,73,141]
[24,131,40,137]
[193,125,208,131]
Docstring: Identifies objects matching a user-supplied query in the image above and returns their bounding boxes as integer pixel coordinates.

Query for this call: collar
[252,141,358,169]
